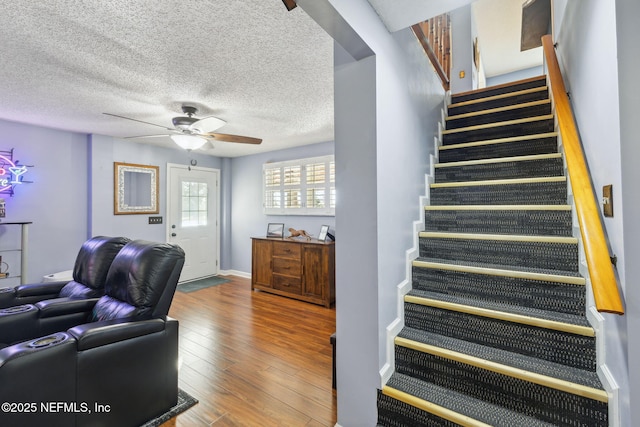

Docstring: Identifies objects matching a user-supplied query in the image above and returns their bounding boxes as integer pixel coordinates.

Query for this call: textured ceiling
[1,1,541,158]
[0,1,334,157]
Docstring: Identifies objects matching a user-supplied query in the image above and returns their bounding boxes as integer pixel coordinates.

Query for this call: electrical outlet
[148,216,163,224]
[602,185,613,217]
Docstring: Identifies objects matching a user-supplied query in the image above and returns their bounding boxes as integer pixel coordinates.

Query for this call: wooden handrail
[412,21,450,91]
[542,35,624,315]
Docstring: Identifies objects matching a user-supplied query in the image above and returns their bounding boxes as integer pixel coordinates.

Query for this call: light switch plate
[603,185,613,217]
[148,216,163,224]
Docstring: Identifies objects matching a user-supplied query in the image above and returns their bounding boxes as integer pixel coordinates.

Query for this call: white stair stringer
[380,149,438,388]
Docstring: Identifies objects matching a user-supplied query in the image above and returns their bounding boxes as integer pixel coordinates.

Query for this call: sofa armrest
[0,305,39,344]
[0,281,67,309]
[0,332,78,426]
[16,281,67,298]
[0,287,17,309]
[68,318,166,351]
[36,297,99,319]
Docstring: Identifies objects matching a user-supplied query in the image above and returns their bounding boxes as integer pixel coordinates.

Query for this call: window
[263,155,335,216]
[181,181,208,227]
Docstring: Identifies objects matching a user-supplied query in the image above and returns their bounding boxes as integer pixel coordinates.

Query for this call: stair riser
[435,157,563,183]
[446,103,552,130]
[404,302,596,370]
[394,346,608,427]
[412,267,586,316]
[448,90,549,116]
[439,136,558,163]
[430,181,567,205]
[377,391,458,427]
[425,209,573,236]
[451,77,547,104]
[419,238,578,272]
[443,119,555,146]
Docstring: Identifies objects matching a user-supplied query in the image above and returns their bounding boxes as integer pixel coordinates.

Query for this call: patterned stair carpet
[377,75,608,426]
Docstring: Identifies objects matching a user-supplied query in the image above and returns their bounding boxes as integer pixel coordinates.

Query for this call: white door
[167,163,219,282]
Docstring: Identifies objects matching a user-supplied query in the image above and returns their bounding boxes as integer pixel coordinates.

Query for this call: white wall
[229,141,335,275]
[554,0,630,424]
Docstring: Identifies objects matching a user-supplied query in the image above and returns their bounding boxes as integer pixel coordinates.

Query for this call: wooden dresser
[251,237,335,307]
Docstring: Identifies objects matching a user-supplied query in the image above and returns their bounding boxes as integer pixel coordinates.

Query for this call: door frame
[166,162,221,279]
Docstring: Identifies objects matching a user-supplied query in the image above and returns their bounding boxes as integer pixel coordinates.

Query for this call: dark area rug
[177,275,230,293]
[140,388,198,427]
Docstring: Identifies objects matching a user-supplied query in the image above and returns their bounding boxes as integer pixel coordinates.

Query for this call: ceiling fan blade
[205,133,262,144]
[282,0,297,11]
[103,113,173,130]
[192,116,226,133]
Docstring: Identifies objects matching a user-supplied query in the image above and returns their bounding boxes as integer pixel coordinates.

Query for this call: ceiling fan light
[171,134,207,150]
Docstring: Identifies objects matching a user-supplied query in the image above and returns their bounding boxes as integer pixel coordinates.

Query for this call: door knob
[171,233,177,237]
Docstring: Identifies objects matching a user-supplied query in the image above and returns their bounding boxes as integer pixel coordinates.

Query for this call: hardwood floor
[160,275,337,426]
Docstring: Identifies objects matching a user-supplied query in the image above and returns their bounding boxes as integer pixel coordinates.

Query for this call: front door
[167,163,219,282]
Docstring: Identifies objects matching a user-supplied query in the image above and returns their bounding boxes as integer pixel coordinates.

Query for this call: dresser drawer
[273,241,301,258]
[273,274,302,294]
[273,257,302,276]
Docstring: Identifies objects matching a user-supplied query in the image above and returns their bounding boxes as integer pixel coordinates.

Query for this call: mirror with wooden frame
[114,162,159,215]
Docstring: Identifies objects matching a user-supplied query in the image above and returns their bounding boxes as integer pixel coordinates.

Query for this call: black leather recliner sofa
[0,235,130,309]
[0,239,185,427]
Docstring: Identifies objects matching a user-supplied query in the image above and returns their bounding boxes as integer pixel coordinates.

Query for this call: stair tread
[425,204,571,210]
[447,100,551,121]
[442,114,554,135]
[414,256,581,278]
[398,327,603,389]
[406,288,591,328]
[451,75,547,104]
[431,175,565,188]
[436,152,562,168]
[440,132,558,151]
[385,372,557,427]
[419,231,577,243]
[448,86,549,109]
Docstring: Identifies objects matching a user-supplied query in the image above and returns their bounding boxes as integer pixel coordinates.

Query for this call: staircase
[377,76,609,426]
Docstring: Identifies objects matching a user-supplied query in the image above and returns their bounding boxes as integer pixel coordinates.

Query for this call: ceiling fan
[104,105,262,150]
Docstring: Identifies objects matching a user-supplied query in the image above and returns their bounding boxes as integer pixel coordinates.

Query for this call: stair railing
[412,14,451,91]
[542,34,624,315]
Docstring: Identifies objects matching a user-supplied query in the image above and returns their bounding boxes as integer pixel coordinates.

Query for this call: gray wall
[305,0,445,424]
[450,4,473,94]
[89,134,223,242]
[0,119,88,283]
[486,65,544,87]
[616,0,640,425]
[0,120,227,283]
[229,141,335,275]
[555,0,631,424]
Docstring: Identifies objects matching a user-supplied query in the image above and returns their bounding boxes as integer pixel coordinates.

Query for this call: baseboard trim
[219,269,251,279]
